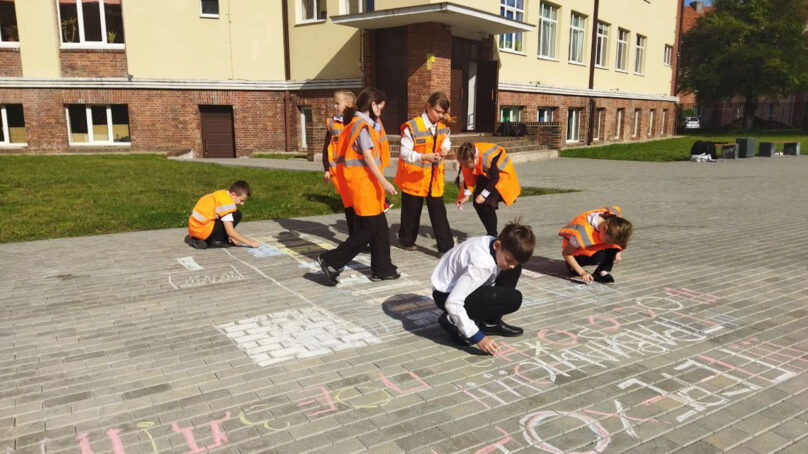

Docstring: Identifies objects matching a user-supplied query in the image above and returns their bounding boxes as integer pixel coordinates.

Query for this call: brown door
[375,27,408,133]
[200,105,235,158]
[475,61,499,133]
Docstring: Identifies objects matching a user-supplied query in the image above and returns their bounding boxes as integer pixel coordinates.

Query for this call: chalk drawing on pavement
[168,265,245,289]
[176,256,204,271]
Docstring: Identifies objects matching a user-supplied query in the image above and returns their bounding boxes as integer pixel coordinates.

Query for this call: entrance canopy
[331,2,534,35]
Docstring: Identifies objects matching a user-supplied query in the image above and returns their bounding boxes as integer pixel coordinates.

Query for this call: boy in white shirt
[431,219,535,354]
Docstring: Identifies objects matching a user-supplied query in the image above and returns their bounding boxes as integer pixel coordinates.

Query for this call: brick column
[406,23,451,120]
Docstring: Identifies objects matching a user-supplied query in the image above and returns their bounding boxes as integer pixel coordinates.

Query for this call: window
[663,44,672,66]
[0,104,26,145]
[566,109,581,142]
[0,0,19,44]
[593,108,604,141]
[537,107,554,122]
[568,13,586,64]
[614,108,624,139]
[648,109,655,136]
[344,0,374,14]
[498,0,524,53]
[632,108,640,137]
[299,106,312,148]
[57,0,124,46]
[538,2,558,59]
[200,0,219,17]
[500,106,521,123]
[66,104,131,145]
[616,29,628,71]
[300,0,327,22]
[661,109,668,135]
[595,22,609,67]
[634,35,646,74]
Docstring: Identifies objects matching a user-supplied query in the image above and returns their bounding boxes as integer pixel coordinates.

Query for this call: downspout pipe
[282,0,292,151]
[586,0,600,145]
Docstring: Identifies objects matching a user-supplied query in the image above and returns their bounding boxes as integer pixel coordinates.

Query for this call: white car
[685,117,701,129]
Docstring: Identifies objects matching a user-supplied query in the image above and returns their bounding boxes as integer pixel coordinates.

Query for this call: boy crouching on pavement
[185,180,260,249]
[431,218,535,354]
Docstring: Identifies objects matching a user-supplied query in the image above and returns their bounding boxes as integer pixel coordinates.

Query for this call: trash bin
[735,137,756,158]
[783,142,800,156]
[758,142,777,157]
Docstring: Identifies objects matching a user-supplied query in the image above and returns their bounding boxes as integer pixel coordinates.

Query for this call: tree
[679,0,808,129]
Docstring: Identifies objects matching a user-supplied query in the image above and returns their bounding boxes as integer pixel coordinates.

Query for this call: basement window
[0,104,26,146]
[66,104,131,145]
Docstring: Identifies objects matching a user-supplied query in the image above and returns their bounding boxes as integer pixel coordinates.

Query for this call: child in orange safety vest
[185,181,260,249]
[322,90,357,235]
[558,206,633,284]
[455,142,521,237]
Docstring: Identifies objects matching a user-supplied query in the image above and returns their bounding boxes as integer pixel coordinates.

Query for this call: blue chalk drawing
[246,244,285,258]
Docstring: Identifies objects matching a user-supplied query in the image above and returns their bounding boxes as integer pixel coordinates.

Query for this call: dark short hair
[604,215,633,249]
[229,180,251,197]
[498,218,535,263]
[427,91,451,112]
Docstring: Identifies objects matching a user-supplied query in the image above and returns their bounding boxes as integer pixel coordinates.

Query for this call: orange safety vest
[457,143,521,206]
[326,117,346,194]
[559,206,623,257]
[394,116,450,197]
[334,115,386,216]
[188,190,238,240]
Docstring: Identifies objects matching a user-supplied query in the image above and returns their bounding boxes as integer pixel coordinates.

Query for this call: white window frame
[299,0,327,24]
[616,29,628,72]
[566,108,581,143]
[342,0,371,14]
[66,104,130,146]
[568,12,586,65]
[299,106,312,148]
[648,109,655,136]
[634,35,646,75]
[661,109,668,135]
[663,44,672,66]
[614,108,624,138]
[55,0,125,49]
[0,1,19,48]
[632,109,640,137]
[538,2,558,60]
[200,0,220,18]
[595,22,609,68]
[537,107,554,122]
[593,109,603,141]
[499,0,525,53]
[500,106,521,123]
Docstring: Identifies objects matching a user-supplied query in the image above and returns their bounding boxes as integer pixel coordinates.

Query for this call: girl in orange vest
[318,87,399,286]
[455,142,521,237]
[394,92,454,255]
[558,206,633,284]
[322,90,357,235]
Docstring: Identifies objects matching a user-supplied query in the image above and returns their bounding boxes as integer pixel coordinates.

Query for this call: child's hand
[456,196,469,210]
[247,240,261,248]
[323,171,331,184]
[422,153,438,163]
[477,336,500,355]
[580,272,594,284]
[382,180,398,195]
[475,194,486,204]
[614,251,622,264]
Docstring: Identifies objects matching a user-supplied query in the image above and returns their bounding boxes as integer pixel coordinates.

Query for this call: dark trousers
[433,265,522,323]
[472,176,500,237]
[321,212,397,277]
[398,191,454,252]
[568,248,619,274]
[206,210,242,244]
[345,207,357,236]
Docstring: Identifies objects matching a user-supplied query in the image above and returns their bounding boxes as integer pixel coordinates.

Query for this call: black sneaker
[185,235,208,250]
[317,254,339,286]
[397,243,417,251]
[594,272,615,284]
[438,313,471,346]
[475,319,524,337]
[368,272,401,282]
[207,239,233,248]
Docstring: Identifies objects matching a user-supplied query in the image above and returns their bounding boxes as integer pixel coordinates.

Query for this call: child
[431,219,535,355]
[318,87,399,286]
[559,206,633,284]
[394,92,454,254]
[455,142,521,237]
[185,181,260,249]
[322,90,357,235]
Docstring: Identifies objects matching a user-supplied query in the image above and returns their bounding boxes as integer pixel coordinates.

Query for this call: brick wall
[60,49,128,78]
[406,23,451,120]
[0,48,22,77]
[497,90,676,148]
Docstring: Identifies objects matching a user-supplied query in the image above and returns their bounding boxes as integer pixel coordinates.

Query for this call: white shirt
[567,212,603,248]
[399,112,452,163]
[431,236,499,339]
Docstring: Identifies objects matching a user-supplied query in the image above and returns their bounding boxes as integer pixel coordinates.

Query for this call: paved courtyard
[1,156,807,453]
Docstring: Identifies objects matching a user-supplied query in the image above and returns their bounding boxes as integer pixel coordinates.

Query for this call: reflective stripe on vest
[216,204,236,214]
[191,210,207,222]
[343,157,382,167]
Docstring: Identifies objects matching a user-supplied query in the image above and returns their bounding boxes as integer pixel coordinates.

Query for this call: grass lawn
[560,129,808,162]
[0,155,573,243]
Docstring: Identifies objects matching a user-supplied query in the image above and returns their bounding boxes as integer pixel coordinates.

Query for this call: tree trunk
[743,96,757,130]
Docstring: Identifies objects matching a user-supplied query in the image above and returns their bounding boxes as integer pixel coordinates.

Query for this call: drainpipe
[586,0,600,145]
[282,0,292,151]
